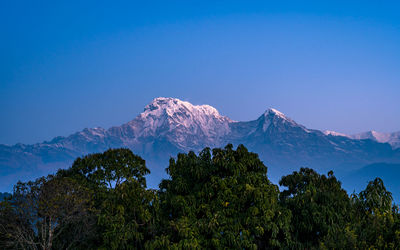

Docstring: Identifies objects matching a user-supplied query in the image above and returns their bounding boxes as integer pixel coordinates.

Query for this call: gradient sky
[1,1,400,145]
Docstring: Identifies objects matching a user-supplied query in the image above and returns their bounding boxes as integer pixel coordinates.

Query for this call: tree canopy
[279,168,355,249]
[150,144,291,249]
[1,145,399,249]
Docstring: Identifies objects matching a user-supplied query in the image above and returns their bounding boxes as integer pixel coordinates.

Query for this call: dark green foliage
[0,176,92,249]
[150,144,291,249]
[357,177,393,214]
[351,178,400,249]
[1,146,400,249]
[279,168,355,249]
[58,148,155,249]
[59,148,149,190]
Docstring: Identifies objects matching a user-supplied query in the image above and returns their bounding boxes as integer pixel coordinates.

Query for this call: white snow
[262,108,302,131]
[350,130,400,148]
[323,130,349,137]
[132,97,233,145]
[267,108,286,118]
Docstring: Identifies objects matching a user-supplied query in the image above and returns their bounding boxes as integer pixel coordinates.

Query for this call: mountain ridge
[323,129,400,149]
[1,97,399,191]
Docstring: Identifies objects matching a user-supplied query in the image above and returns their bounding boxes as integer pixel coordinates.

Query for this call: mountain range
[1,97,399,197]
[324,130,400,149]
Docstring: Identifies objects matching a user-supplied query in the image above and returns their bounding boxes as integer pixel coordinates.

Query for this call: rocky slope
[1,97,399,190]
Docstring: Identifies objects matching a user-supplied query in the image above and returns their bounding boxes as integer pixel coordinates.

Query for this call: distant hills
[341,163,400,201]
[1,97,399,196]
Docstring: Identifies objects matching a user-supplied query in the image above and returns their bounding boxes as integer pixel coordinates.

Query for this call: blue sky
[1,1,400,145]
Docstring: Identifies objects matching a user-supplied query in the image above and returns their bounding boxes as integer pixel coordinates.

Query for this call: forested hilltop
[1,145,399,249]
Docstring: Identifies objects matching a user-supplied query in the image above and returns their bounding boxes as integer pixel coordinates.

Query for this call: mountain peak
[132,98,232,142]
[264,108,286,118]
[260,108,306,132]
[143,97,222,118]
[263,108,296,123]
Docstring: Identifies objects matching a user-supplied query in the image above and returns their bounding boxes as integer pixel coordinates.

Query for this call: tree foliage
[0,176,92,250]
[279,168,355,249]
[58,148,155,249]
[351,178,400,249]
[1,146,400,249]
[150,144,291,249]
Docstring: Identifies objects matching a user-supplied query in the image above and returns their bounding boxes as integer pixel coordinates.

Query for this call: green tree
[0,176,92,250]
[279,168,355,249]
[351,178,400,249]
[58,148,155,249]
[150,144,291,249]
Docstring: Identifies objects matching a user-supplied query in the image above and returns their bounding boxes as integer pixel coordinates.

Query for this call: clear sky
[1,1,400,145]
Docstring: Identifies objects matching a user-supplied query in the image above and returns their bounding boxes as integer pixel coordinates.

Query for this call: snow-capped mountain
[108,97,233,152]
[323,130,400,150]
[0,97,399,191]
[350,131,400,149]
[323,130,349,137]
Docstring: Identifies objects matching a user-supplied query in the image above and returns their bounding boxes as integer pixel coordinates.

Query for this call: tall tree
[150,144,291,249]
[351,178,400,249]
[0,176,92,250]
[58,148,155,249]
[279,168,355,249]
